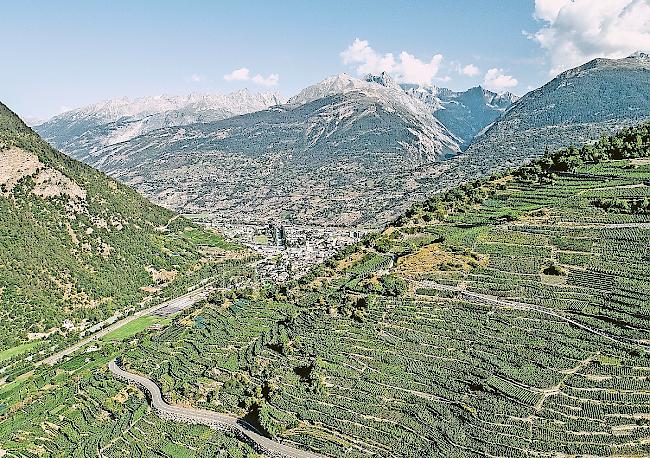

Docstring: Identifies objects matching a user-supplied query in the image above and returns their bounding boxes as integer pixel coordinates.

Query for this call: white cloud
[483,68,518,91]
[531,0,650,75]
[340,38,396,75]
[189,73,205,82]
[398,51,443,85]
[461,63,480,77]
[223,67,251,82]
[340,38,443,85]
[251,73,279,86]
[223,67,279,86]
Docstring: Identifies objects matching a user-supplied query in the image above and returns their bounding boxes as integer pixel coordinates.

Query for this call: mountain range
[37,90,283,161]
[38,74,465,226]
[369,72,518,149]
[35,54,650,228]
[463,52,650,172]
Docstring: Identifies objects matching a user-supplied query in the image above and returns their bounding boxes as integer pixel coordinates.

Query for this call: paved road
[38,286,213,366]
[418,281,649,349]
[109,360,325,458]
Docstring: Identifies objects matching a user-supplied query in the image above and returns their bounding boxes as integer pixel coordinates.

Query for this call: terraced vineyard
[113,125,650,456]
[2,125,649,457]
[0,350,256,457]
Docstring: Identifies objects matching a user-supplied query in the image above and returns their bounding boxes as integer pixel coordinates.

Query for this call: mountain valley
[36,55,650,248]
[2,10,650,455]
[3,111,649,457]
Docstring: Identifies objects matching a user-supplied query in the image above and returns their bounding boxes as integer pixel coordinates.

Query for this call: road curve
[109,360,325,458]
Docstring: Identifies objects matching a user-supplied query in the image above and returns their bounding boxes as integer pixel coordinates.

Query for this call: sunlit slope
[0,102,239,361]
[122,124,650,457]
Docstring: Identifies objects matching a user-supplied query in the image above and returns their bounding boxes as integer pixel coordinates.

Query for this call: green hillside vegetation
[113,123,650,457]
[1,115,649,457]
[0,348,257,457]
[0,102,246,373]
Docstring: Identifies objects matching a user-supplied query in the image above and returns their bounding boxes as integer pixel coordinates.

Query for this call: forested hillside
[109,124,650,457]
[0,102,241,370]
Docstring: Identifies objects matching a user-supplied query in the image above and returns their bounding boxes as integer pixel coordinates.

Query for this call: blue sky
[2,0,648,121]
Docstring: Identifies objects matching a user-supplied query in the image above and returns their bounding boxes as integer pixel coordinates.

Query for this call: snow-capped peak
[287,73,376,105]
[364,72,401,90]
[288,73,443,122]
[37,90,285,154]
[49,90,283,124]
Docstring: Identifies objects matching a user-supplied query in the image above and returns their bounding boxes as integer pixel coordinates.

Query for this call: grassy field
[182,227,241,250]
[100,316,171,342]
[0,342,38,364]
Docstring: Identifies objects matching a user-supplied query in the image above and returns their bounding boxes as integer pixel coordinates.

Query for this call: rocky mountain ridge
[36,90,283,160]
[462,52,650,172]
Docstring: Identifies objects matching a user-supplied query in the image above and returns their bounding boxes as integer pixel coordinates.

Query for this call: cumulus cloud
[189,73,205,82]
[398,51,443,85]
[483,68,518,91]
[340,38,396,75]
[461,64,480,77]
[340,38,443,85]
[223,67,251,82]
[223,67,279,86]
[251,73,279,86]
[530,0,650,75]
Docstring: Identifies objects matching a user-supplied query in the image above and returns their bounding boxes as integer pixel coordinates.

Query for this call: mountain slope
[427,86,516,149]
[57,74,461,227]
[0,102,241,362]
[36,90,282,160]
[463,53,650,171]
[117,123,650,457]
[364,72,517,149]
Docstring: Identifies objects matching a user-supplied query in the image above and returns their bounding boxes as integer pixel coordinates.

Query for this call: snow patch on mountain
[52,90,283,124]
[37,90,283,157]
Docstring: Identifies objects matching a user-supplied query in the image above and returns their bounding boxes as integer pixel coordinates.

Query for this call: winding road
[109,360,325,458]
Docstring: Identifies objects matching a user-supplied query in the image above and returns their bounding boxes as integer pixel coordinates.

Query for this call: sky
[2,0,649,122]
